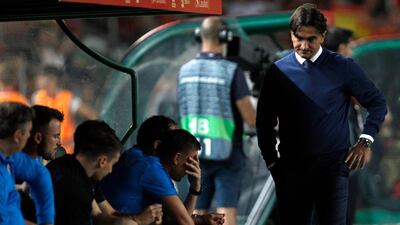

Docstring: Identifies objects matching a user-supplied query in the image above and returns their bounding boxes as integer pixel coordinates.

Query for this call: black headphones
[194,21,233,43]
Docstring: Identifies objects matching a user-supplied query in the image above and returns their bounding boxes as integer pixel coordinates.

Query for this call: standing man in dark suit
[256,3,387,225]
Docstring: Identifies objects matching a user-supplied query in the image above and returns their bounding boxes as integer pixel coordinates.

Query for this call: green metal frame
[120,12,291,66]
[353,38,400,58]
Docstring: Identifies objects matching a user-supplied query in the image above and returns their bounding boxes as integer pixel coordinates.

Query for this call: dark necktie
[303,59,312,69]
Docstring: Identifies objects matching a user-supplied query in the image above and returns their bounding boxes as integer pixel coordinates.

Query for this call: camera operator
[177,16,256,225]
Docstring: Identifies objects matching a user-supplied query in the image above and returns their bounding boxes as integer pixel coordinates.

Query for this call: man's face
[338,42,353,57]
[93,152,120,181]
[39,118,61,160]
[170,149,198,182]
[35,74,57,93]
[291,26,326,59]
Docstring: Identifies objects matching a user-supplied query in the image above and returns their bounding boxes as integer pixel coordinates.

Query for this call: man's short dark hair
[39,65,63,79]
[323,27,353,52]
[0,102,34,138]
[74,120,122,158]
[136,115,177,154]
[31,105,64,134]
[157,129,201,162]
[290,3,327,34]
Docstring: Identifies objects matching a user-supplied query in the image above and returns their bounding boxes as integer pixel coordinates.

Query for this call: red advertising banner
[60,0,222,15]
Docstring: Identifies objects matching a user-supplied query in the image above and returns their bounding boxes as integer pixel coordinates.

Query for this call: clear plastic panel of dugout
[0,20,134,148]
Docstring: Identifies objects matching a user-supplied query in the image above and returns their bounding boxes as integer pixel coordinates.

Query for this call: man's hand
[186,154,201,192]
[345,144,372,170]
[15,182,29,193]
[133,204,163,225]
[193,213,225,225]
[207,213,225,225]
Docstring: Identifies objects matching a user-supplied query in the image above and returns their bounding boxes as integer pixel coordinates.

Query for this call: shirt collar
[197,52,223,59]
[295,46,323,64]
[0,151,13,165]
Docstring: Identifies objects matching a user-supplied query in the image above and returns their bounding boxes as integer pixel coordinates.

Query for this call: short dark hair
[74,120,122,158]
[290,3,327,34]
[31,105,64,134]
[323,27,353,52]
[157,129,201,162]
[136,115,177,154]
[0,102,34,138]
[39,65,63,79]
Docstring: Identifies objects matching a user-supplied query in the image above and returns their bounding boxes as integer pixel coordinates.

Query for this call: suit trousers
[270,152,350,225]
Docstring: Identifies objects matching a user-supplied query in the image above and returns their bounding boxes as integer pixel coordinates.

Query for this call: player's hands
[193,213,225,225]
[206,213,225,225]
[345,144,372,170]
[186,154,201,192]
[133,204,163,225]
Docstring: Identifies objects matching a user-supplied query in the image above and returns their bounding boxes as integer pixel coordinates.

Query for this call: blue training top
[256,49,387,165]
[0,152,54,225]
[101,147,177,214]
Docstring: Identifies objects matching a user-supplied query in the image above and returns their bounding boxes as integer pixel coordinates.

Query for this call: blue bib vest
[178,56,237,160]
